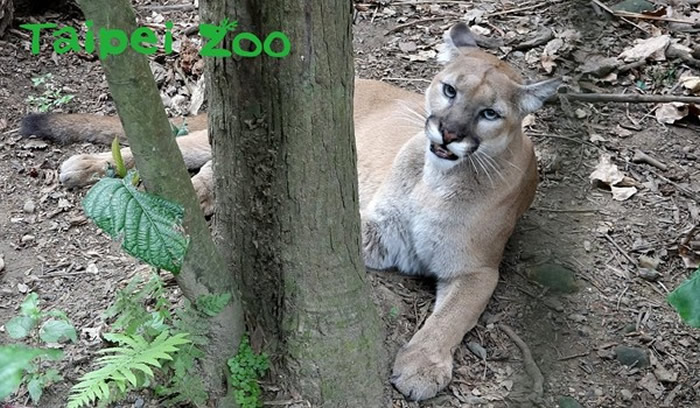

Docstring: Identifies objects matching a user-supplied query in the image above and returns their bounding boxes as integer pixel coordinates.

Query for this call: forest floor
[1,0,699,407]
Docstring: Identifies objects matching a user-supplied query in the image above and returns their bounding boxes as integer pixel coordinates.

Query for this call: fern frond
[66,331,190,408]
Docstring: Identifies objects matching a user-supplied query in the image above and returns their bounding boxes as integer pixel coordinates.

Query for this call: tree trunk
[201,0,388,405]
[0,0,12,38]
[76,1,244,406]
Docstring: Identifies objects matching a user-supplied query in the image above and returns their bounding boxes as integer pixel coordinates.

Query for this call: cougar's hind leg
[59,147,135,188]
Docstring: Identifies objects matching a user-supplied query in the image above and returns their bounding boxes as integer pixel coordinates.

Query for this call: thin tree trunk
[76,1,244,405]
[201,0,388,405]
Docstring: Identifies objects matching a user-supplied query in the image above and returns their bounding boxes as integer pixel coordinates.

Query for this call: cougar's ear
[517,78,562,114]
[437,22,478,64]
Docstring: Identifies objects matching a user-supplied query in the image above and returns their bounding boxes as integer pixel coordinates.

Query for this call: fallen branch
[561,92,700,104]
[632,149,667,171]
[499,324,544,401]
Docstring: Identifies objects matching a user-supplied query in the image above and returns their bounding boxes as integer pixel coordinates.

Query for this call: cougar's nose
[438,122,460,144]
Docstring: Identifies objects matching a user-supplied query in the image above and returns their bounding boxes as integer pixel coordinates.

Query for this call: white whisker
[473,154,494,187]
[480,153,506,183]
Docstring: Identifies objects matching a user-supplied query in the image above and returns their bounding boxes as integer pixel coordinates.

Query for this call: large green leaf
[82,171,190,274]
[0,346,62,400]
[6,315,38,339]
[668,269,700,328]
[39,319,77,343]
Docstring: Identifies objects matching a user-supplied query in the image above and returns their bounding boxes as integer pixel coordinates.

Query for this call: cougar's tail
[20,113,208,145]
[20,113,127,145]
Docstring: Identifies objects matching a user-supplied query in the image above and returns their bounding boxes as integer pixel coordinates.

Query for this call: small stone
[638,255,660,269]
[575,108,588,119]
[638,268,661,282]
[557,396,583,408]
[0,255,4,272]
[622,323,637,334]
[86,263,99,275]
[23,200,36,214]
[615,346,649,368]
[583,240,592,251]
[21,234,35,243]
[526,263,578,293]
[620,389,633,401]
[133,397,144,408]
[467,341,487,360]
[568,313,587,323]
[17,282,29,293]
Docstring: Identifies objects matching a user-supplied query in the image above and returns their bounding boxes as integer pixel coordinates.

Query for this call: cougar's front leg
[391,267,499,400]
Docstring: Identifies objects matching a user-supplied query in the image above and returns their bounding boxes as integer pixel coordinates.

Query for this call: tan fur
[21,24,559,401]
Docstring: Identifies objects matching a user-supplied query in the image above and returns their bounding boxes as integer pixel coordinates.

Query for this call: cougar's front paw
[391,343,453,401]
[59,155,109,188]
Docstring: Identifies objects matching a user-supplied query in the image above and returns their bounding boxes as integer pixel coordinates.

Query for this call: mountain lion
[21,23,560,401]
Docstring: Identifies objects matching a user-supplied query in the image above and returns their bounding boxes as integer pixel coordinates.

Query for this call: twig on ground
[628,162,700,202]
[485,2,549,18]
[532,207,600,213]
[385,17,449,35]
[604,233,636,265]
[529,132,602,149]
[561,92,700,104]
[632,149,668,171]
[558,350,590,361]
[499,324,544,401]
[590,0,650,33]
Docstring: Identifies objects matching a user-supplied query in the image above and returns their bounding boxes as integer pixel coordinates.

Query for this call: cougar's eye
[480,108,500,120]
[442,83,457,99]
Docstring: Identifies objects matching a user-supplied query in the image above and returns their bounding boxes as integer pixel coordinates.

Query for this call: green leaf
[195,293,232,317]
[82,171,190,274]
[27,377,43,403]
[40,319,78,343]
[0,346,61,400]
[6,315,38,339]
[668,269,700,327]
[67,330,190,408]
[20,292,41,318]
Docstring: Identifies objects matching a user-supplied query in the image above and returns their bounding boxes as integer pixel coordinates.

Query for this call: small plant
[66,331,190,408]
[228,336,269,408]
[0,345,62,401]
[668,267,700,327]
[1,293,75,404]
[26,73,75,112]
[67,272,231,407]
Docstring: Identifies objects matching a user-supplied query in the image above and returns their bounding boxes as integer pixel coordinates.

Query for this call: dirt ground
[1,1,700,407]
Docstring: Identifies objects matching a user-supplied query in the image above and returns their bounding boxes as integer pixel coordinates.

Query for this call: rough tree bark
[200,0,388,405]
[76,1,244,405]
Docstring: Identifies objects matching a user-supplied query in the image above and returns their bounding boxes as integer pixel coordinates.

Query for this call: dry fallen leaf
[680,75,700,93]
[655,102,689,124]
[619,35,670,62]
[590,154,638,201]
[541,38,564,73]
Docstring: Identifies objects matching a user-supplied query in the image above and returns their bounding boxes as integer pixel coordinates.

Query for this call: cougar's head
[424,23,560,170]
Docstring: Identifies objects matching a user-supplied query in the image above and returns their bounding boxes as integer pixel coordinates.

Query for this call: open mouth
[430,142,459,161]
